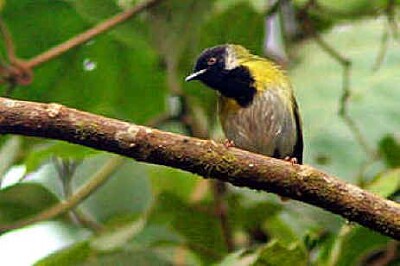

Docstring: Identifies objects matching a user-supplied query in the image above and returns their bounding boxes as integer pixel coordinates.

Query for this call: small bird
[185,44,303,163]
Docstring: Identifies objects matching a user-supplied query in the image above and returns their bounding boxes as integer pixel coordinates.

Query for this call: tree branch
[0,97,399,240]
[24,0,164,69]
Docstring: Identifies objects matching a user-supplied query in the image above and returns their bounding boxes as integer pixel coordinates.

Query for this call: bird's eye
[207,57,217,65]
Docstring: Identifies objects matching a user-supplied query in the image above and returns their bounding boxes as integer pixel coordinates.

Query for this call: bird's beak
[185,69,207,82]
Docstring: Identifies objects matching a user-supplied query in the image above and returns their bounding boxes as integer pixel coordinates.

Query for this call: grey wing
[256,89,299,158]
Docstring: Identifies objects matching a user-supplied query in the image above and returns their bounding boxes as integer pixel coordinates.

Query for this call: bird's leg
[284,156,298,165]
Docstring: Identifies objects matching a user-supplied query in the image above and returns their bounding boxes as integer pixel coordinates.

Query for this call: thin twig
[0,16,33,93]
[212,181,234,251]
[24,0,163,69]
[373,26,390,71]
[373,0,399,71]
[368,240,398,266]
[0,155,124,231]
[302,11,373,158]
[0,16,16,63]
[386,0,399,41]
[53,157,103,231]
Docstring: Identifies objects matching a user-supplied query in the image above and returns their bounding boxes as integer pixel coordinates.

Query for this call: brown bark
[0,97,399,240]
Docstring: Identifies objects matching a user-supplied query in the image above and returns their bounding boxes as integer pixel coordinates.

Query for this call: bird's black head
[185,44,256,107]
[185,45,227,88]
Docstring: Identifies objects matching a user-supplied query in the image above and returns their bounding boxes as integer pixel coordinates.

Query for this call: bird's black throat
[200,65,256,107]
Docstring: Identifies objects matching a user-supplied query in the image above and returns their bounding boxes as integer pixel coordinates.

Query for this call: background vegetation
[0,0,399,265]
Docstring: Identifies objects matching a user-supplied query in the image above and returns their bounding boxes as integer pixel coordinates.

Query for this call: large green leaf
[322,226,390,266]
[73,156,153,222]
[379,135,400,168]
[24,141,98,173]
[35,219,176,266]
[0,136,22,179]
[252,239,308,266]
[292,19,400,181]
[149,192,227,264]
[147,165,200,201]
[0,183,60,224]
[367,168,400,198]
[35,241,91,266]
[2,0,88,99]
[84,250,172,266]
[216,249,258,266]
[4,0,167,123]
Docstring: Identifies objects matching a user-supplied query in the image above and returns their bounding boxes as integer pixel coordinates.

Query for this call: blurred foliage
[0,0,399,265]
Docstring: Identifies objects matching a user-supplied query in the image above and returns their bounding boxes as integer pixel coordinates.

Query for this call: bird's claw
[284,156,298,165]
[223,139,235,148]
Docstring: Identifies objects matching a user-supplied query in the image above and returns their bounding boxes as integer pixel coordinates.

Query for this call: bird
[185,44,303,164]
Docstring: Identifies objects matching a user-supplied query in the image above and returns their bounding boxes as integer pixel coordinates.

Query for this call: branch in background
[0,97,399,240]
[0,16,16,63]
[0,16,32,94]
[373,0,399,71]
[372,24,390,72]
[0,0,164,91]
[53,157,103,232]
[24,0,163,69]
[0,155,123,231]
[299,4,374,170]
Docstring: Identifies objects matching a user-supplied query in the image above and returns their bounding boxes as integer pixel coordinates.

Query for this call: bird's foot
[223,139,235,148]
[284,156,298,165]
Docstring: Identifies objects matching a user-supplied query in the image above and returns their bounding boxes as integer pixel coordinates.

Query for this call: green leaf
[292,19,400,181]
[367,168,400,198]
[325,225,390,266]
[85,250,172,266]
[73,156,153,222]
[5,0,167,123]
[0,183,59,224]
[198,2,264,57]
[35,241,91,266]
[216,249,258,266]
[149,192,227,264]
[36,219,174,266]
[263,214,299,245]
[0,136,22,178]
[215,0,268,13]
[148,0,214,63]
[90,218,146,252]
[68,0,151,49]
[24,141,98,173]
[131,224,183,248]
[252,239,308,266]
[2,0,89,98]
[147,165,199,201]
[379,135,400,168]
[46,33,166,123]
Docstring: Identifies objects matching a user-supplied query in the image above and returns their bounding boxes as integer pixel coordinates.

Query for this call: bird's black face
[186,45,256,107]
[185,45,228,90]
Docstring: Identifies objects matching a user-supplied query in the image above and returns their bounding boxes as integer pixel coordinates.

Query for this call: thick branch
[0,97,399,240]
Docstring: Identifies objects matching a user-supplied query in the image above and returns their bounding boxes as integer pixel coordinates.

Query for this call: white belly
[219,89,297,158]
